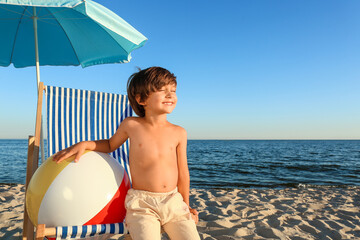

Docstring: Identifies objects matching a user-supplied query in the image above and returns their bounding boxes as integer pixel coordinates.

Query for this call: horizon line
[1,138,359,141]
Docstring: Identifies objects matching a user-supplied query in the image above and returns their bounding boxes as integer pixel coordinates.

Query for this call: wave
[190,181,360,190]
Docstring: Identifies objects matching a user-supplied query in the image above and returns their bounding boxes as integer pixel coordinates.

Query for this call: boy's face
[141,83,177,115]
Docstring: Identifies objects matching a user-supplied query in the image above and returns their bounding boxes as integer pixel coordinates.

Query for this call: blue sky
[1,0,359,139]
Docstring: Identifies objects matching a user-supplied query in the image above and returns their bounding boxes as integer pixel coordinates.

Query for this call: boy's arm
[53,118,130,163]
[177,128,190,206]
[177,128,199,224]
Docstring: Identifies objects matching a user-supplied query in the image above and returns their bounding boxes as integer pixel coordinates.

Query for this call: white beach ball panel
[38,151,124,226]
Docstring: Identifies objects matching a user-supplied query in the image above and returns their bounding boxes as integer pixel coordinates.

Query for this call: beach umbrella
[0,0,147,160]
[0,0,147,88]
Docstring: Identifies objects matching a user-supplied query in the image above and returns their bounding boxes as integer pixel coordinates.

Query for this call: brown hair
[127,67,177,117]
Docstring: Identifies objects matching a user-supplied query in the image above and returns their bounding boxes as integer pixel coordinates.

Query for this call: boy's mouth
[163,102,173,105]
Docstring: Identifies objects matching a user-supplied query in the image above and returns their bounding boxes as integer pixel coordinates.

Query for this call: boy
[53,67,200,240]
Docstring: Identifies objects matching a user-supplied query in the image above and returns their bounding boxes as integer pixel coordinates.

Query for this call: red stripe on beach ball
[84,171,130,225]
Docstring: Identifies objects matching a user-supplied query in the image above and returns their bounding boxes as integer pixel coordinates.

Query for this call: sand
[0,184,25,240]
[1,184,360,240]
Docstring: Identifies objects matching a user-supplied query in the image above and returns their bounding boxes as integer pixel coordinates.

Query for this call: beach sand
[1,184,359,240]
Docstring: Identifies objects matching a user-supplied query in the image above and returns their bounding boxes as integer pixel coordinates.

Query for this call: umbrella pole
[33,7,40,87]
[32,7,45,163]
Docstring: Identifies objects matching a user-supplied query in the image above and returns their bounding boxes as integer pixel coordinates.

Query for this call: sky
[0,0,359,139]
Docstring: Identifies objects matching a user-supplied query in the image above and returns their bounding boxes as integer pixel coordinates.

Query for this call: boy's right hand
[52,142,87,164]
[189,208,199,224]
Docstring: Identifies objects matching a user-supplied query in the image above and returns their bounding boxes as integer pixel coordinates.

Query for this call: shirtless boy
[53,67,200,240]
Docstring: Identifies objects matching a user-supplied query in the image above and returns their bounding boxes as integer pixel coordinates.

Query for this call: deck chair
[23,82,133,240]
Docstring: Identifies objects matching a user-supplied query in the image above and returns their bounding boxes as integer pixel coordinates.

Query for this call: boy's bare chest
[136,135,176,151]
[130,127,178,155]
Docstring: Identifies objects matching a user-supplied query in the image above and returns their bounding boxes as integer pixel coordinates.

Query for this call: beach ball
[26,151,130,227]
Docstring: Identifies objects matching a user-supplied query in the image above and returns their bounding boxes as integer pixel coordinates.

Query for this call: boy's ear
[135,94,146,106]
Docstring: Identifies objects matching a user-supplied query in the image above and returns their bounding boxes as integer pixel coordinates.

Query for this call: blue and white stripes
[45,85,132,179]
[55,223,128,240]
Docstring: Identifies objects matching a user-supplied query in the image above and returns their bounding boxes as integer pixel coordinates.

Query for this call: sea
[0,139,359,189]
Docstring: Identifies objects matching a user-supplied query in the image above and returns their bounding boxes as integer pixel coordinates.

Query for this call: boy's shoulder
[122,117,148,125]
[123,116,141,124]
[119,116,142,129]
[171,123,186,133]
[168,122,187,139]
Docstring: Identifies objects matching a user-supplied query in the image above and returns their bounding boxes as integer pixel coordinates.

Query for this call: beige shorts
[124,188,200,240]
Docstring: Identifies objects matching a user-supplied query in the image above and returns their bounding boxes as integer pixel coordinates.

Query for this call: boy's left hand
[189,208,199,224]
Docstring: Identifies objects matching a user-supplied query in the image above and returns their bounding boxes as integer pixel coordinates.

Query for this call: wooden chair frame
[22,82,130,239]
[21,82,79,239]
[22,82,50,239]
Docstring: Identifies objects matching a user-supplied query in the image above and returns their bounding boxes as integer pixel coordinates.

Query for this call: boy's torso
[126,117,182,193]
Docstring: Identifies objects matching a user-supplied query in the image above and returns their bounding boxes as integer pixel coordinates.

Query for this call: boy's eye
[157,87,176,93]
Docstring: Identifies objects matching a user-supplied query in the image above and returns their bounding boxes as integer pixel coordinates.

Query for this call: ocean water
[0,139,359,189]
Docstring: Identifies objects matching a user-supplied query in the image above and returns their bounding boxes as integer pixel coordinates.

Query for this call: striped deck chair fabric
[45,85,132,180]
[44,85,133,239]
[55,223,126,240]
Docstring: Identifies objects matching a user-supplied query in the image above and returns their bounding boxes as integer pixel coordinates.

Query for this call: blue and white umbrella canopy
[0,0,147,68]
[0,0,147,164]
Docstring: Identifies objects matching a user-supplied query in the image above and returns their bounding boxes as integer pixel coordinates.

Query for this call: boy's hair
[127,67,177,117]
